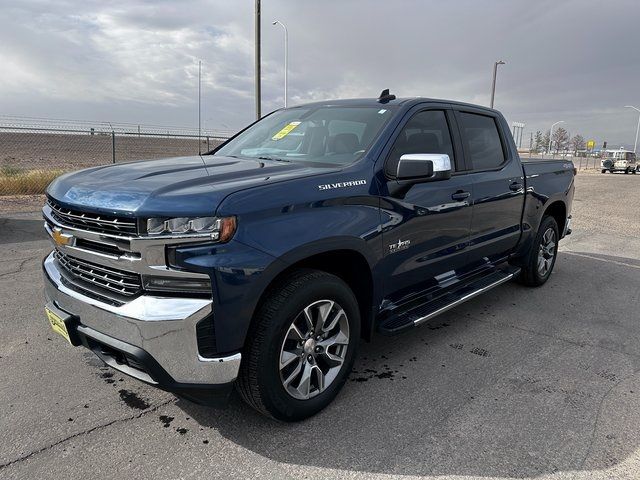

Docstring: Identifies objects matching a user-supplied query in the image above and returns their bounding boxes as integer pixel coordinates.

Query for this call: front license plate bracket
[45,303,82,346]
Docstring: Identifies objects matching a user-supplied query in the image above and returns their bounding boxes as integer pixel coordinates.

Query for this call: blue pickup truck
[43,92,574,421]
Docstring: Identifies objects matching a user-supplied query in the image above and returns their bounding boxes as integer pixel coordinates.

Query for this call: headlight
[145,216,236,241]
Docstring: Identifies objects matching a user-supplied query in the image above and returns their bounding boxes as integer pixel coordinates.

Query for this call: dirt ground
[0,195,46,214]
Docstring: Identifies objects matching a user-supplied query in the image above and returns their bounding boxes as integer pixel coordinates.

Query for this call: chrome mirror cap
[398,153,452,173]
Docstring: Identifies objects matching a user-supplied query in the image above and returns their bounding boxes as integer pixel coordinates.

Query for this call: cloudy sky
[1,0,639,146]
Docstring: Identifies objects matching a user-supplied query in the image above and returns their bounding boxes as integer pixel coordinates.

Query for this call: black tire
[517,216,559,287]
[601,169,607,174]
[237,269,360,421]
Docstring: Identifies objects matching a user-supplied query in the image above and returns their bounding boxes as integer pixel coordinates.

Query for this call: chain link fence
[0,116,231,203]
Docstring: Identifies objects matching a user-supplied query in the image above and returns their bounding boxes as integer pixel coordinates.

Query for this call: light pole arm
[625,106,640,154]
[548,120,564,155]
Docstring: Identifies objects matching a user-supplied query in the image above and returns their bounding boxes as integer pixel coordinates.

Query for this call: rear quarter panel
[514,159,575,257]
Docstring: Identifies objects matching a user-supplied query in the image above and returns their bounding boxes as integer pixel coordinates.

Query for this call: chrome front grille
[48,199,138,237]
[54,250,142,298]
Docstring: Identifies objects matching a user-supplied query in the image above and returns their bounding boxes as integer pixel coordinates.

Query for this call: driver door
[379,107,474,304]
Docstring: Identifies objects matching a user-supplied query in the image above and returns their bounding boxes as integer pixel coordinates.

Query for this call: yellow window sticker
[272,121,301,140]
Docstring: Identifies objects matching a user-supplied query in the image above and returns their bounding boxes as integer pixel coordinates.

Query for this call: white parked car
[601,149,638,174]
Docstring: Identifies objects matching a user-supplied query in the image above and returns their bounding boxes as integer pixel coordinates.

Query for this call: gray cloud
[1,0,639,146]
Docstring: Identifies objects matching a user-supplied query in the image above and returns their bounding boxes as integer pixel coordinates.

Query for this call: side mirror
[397,154,452,182]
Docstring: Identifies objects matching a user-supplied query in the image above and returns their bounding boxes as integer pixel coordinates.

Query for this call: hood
[47,155,337,217]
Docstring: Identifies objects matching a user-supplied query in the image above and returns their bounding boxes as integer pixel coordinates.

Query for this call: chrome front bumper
[43,252,241,386]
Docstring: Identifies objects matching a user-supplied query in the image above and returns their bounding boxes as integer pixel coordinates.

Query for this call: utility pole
[198,60,202,154]
[490,60,505,109]
[255,0,261,120]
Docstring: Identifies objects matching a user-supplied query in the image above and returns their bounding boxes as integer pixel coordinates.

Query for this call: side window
[386,110,455,177]
[458,112,505,170]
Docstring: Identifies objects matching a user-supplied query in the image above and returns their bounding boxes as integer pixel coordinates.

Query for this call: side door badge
[389,239,411,253]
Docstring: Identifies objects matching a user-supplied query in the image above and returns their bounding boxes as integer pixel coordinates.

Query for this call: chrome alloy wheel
[279,299,350,400]
[537,227,556,276]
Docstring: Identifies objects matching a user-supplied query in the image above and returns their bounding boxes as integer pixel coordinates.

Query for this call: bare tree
[552,126,569,153]
[569,134,585,154]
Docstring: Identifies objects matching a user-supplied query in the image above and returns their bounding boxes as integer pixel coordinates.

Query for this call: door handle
[509,182,524,191]
[451,191,471,201]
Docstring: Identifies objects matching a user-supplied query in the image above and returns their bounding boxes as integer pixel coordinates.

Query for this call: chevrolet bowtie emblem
[52,227,73,247]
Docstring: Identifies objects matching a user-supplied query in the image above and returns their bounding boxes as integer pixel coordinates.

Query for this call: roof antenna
[378,89,396,103]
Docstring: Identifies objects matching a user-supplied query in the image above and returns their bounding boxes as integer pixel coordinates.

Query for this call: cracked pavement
[1,173,639,480]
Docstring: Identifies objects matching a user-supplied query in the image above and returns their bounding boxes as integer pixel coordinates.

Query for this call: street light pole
[272,20,288,108]
[255,0,261,120]
[548,120,565,155]
[624,105,640,154]
[490,60,505,109]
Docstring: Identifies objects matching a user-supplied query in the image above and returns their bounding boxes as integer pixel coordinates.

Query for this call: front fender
[173,233,381,354]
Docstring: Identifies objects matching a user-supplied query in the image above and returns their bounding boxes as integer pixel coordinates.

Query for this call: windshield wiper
[257,156,291,163]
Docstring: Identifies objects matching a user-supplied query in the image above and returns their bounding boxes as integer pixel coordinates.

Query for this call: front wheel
[518,216,559,287]
[237,269,360,421]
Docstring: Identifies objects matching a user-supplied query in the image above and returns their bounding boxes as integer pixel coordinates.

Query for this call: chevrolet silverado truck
[43,91,574,421]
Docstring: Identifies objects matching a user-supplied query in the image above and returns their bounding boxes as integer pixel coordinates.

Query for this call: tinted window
[386,110,455,177]
[458,112,505,170]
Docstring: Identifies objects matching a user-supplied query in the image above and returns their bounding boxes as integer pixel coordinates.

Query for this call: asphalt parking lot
[1,172,639,480]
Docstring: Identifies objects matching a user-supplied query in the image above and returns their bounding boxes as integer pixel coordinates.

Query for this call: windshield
[214,106,396,166]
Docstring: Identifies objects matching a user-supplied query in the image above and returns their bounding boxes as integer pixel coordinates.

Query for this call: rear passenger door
[454,108,525,266]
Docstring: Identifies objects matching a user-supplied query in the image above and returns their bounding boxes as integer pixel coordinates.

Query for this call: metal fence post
[111,131,116,164]
[207,136,210,152]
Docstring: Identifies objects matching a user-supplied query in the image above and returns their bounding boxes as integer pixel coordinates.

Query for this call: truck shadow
[179,251,640,478]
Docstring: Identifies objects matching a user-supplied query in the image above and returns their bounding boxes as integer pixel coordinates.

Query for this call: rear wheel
[237,269,360,421]
[518,216,559,287]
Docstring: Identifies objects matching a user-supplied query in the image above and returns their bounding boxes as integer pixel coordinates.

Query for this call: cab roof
[291,96,499,114]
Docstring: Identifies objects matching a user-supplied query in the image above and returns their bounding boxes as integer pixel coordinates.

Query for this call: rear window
[458,112,505,170]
